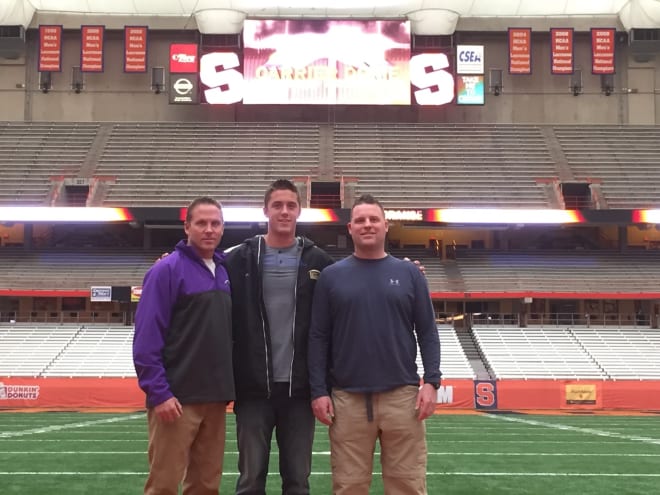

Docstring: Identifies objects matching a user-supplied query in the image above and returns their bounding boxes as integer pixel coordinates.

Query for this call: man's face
[184,203,224,258]
[264,189,301,239]
[348,203,388,251]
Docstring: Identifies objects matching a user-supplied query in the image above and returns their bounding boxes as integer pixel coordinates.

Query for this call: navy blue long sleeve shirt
[308,255,441,399]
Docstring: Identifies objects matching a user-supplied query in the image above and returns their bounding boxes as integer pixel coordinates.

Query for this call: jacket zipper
[258,237,271,398]
[288,237,302,397]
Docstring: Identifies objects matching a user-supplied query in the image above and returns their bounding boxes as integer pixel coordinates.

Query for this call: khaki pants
[329,386,427,495]
[145,402,227,495]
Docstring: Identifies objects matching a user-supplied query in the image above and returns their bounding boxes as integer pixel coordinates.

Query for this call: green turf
[1,411,659,494]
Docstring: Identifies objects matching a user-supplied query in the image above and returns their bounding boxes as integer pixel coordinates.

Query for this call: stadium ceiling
[1,0,660,34]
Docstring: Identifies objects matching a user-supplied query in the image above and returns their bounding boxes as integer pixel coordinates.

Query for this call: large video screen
[241,19,411,105]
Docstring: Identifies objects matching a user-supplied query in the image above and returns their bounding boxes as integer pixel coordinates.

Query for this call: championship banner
[124,26,147,73]
[38,25,62,72]
[508,28,532,74]
[591,28,615,74]
[81,25,104,72]
[550,28,574,74]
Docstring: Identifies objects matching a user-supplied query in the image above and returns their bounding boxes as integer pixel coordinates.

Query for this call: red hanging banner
[550,28,574,74]
[38,25,62,72]
[124,26,148,73]
[508,27,532,74]
[81,25,105,72]
[591,28,615,74]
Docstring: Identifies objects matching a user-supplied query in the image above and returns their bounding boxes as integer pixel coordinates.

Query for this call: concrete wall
[0,28,658,123]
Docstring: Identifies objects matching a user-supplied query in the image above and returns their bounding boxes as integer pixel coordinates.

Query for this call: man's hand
[415,383,437,421]
[403,257,426,276]
[154,397,183,423]
[311,396,335,426]
[155,252,171,263]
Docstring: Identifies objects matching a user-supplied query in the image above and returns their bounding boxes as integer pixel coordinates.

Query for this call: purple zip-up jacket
[133,240,234,408]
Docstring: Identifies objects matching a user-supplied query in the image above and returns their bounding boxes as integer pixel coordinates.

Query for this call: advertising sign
[456,45,484,74]
[170,43,199,73]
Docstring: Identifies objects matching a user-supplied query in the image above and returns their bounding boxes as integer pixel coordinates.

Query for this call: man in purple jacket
[133,197,234,495]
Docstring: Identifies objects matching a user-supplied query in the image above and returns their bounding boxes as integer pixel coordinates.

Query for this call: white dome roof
[1,0,658,33]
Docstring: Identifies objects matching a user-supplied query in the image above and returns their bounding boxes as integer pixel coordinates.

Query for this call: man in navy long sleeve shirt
[309,194,441,495]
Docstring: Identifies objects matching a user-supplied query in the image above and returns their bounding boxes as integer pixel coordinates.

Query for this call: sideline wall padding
[2,377,660,410]
[0,377,144,409]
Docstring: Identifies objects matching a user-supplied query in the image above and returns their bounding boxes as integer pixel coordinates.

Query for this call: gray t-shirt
[263,241,301,382]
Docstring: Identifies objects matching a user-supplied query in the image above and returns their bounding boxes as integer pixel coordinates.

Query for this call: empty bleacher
[0,122,99,205]
[0,324,80,377]
[570,326,660,379]
[335,123,557,208]
[0,248,156,290]
[95,122,321,206]
[455,249,660,294]
[43,325,135,378]
[422,325,476,379]
[1,322,658,381]
[472,325,607,379]
[4,121,660,209]
[553,125,660,208]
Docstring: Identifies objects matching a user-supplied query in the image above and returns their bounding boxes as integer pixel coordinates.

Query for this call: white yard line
[485,414,660,446]
[1,471,659,477]
[0,413,144,439]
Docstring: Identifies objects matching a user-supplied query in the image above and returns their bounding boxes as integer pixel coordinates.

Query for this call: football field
[1,411,659,494]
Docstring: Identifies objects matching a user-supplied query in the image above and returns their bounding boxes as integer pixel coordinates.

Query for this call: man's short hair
[264,179,301,208]
[185,197,223,223]
[351,194,385,218]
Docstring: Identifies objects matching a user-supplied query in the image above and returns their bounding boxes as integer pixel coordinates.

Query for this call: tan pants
[145,402,227,495]
[330,386,427,495]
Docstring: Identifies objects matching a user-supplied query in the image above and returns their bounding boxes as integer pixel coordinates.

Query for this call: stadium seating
[0,324,81,377]
[472,325,607,379]
[334,123,556,208]
[417,326,476,379]
[5,121,660,209]
[0,122,99,205]
[570,326,660,379]
[0,247,157,290]
[455,249,660,294]
[553,125,660,208]
[95,122,321,206]
[42,325,135,378]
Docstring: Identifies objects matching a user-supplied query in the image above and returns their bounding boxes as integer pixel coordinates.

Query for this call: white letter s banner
[200,52,244,104]
[410,53,454,106]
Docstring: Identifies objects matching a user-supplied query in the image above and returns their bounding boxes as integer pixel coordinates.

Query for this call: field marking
[1,471,659,477]
[1,451,660,458]
[486,414,660,446]
[0,414,144,439]
[0,439,147,442]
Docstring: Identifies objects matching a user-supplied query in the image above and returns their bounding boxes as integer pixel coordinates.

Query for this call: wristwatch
[425,381,441,389]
